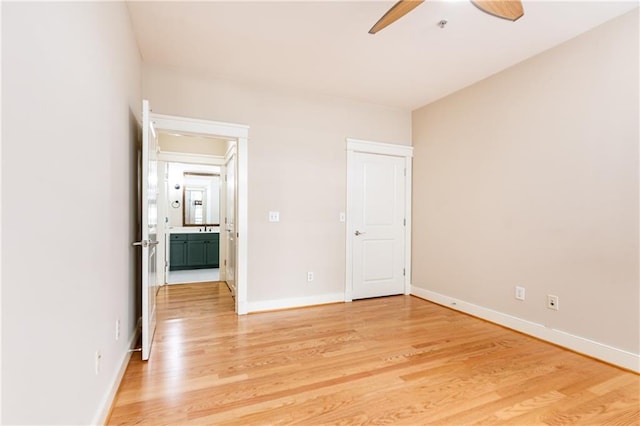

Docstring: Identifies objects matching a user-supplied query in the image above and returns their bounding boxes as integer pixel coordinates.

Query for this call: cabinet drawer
[170,234,188,241]
[188,233,217,241]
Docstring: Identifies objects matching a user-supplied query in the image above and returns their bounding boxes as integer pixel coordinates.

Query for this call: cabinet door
[205,237,220,268]
[187,240,207,266]
[169,241,188,270]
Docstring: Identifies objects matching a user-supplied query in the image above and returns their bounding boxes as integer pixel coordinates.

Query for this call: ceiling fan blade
[369,0,425,34]
[470,0,524,21]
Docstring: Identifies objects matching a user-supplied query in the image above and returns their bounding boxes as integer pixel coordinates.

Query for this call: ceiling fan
[369,0,524,34]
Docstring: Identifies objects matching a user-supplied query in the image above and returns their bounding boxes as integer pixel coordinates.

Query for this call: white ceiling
[127,1,638,110]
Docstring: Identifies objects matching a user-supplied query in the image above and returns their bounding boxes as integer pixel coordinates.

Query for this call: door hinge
[404,168,406,176]
[224,260,227,266]
[403,268,405,276]
[403,218,406,226]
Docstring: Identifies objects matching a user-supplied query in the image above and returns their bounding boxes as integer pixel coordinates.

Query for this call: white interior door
[351,152,406,299]
[225,149,236,296]
[139,99,158,360]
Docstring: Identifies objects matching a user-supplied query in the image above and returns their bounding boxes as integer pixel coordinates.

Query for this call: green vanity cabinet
[187,240,207,266]
[169,233,219,270]
[206,234,220,268]
[205,236,219,266]
[169,234,188,269]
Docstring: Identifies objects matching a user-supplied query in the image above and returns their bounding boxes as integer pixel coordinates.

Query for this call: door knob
[355,230,366,236]
[132,240,160,247]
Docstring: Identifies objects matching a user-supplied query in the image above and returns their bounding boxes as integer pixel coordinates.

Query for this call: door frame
[345,138,413,302]
[152,113,249,315]
[223,144,237,295]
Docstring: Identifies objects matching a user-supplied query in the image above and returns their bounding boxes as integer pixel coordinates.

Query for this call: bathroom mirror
[183,172,220,226]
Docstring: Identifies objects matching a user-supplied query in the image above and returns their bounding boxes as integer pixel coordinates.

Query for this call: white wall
[158,132,228,156]
[143,65,411,307]
[2,3,141,424]
[412,10,639,360]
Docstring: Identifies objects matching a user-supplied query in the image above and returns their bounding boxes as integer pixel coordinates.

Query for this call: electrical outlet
[547,294,559,311]
[268,211,280,222]
[515,286,525,301]
[115,319,120,341]
[307,272,314,282]
[95,350,102,375]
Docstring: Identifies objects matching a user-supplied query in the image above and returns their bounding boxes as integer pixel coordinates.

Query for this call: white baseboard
[410,286,639,373]
[247,293,344,313]
[91,317,142,425]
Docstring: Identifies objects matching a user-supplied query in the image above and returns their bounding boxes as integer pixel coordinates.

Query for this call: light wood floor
[108,282,639,425]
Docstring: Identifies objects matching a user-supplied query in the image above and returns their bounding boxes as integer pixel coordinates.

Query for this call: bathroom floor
[166,268,220,284]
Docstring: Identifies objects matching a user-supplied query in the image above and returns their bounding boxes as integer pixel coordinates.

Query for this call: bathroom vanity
[169,232,220,270]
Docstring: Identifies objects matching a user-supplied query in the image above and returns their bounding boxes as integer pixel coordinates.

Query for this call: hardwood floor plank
[107,282,640,425]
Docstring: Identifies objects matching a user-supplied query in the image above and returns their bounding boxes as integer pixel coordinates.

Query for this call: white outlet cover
[268,211,280,222]
[547,294,559,310]
[515,286,525,301]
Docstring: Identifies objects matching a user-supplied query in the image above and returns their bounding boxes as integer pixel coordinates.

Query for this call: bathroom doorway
[163,161,222,285]
[157,135,228,284]
[151,113,249,314]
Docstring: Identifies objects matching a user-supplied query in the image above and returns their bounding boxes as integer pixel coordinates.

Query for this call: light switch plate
[515,286,525,301]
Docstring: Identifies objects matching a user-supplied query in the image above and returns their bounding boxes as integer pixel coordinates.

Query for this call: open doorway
[151,113,249,314]
[157,135,233,292]
[163,161,222,285]
[154,132,226,287]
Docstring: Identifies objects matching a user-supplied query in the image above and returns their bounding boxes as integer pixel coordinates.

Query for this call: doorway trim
[152,113,249,315]
[345,138,413,302]
[158,151,225,166]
